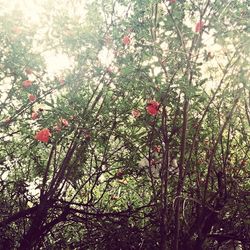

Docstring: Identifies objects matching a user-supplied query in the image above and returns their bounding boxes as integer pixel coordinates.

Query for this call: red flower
[146,100,160,116]
[169,0,176,3]
[35,128,51,143]
[122,35,131,45]
[31,112,39,120]
[22,80,32,88]
[131,109,141,118]
[195,21,204,33]
[61,118,69,127]
[28,94,36,102]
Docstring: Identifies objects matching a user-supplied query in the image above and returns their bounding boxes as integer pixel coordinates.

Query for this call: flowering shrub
[0,1,249,249]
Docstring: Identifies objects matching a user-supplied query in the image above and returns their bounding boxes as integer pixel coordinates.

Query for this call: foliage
[0,0,250,249]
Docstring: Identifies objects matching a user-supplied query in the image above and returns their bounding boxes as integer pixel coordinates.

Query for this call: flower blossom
[22,80,32,88]
[122,35,131,45]
[31,112,39,120]
[195,21,204,33]
[28,94,36,102]
[35,128,51,143]
[131,109,141,118]
[146,100,160,116]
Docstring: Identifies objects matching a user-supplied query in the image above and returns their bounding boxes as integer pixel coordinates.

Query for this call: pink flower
[131,109,141,118]
[169,0,176,3]
[35,128,51,143]
[146,100,160,116]
[31,112,39,120]
[195,21,204,33]
[22,80,32,88]
[28,94,36,102]
[122,35,131,45]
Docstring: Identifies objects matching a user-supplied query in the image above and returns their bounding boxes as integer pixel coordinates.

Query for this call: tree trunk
[159,208,167,250]
[18,201,48,250]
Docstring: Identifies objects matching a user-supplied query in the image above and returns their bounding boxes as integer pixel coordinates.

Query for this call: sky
[1,0,73,76]
[0,0,234,91]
